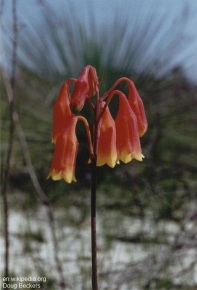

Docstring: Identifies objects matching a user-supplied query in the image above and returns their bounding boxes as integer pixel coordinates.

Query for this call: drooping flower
[101,77,148,137]
[97,101,117,168]
[127,80,148,137]
[114,91,144,163]
[48,65,148,183]
[48,117,79,183]
[52,81,74,143]
[70,65,99,112]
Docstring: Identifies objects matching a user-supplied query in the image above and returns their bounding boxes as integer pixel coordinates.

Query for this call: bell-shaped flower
[48,66,148,185]
[97,102,117,168]
[127,80,148,137]
[70,65,99,112]
[115,91,144,163]
[47,117,78,183]
[52,81,74,143]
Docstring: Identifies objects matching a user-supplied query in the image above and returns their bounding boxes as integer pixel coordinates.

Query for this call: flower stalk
[91,153,98,290]
[47,65,148,289]
[90,92,100,290]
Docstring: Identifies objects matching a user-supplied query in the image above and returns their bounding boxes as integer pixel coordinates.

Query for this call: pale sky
[1,0,197,82]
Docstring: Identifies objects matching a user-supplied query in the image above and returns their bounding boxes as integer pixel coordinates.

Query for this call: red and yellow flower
[48,117,79,183]
[52,80,74,143]
[48,65,148,183]
[114,91,144,163]
[127,80,148,137]
[97,101,117,168]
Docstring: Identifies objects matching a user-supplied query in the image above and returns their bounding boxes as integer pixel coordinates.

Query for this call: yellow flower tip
[134,153,145,162]
[96,152,117,168]
[123,156,133,164]
[63,171,77,184]
[51,170,63,181]
[47,169,66,181]
[108,162,116,168]
[64,178,71,184]
[119,152,133,164]
[107,155,117,168]
[47,169,76,183]
[117,152,144,163]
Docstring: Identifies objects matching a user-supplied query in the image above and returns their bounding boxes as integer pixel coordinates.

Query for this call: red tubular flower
[97,102,117,168]
[52,81,75,143]
[113,90,144,163]
[101,77,148,137]
[48,117,78,183]
[48,66,148,184]
[127,80,148,137]
[70,65,99,112]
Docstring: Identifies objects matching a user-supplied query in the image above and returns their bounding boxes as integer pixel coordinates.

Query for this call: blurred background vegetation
[1,0,197,289]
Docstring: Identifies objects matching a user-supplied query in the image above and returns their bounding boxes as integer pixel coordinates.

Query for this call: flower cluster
[47,65,148,183]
